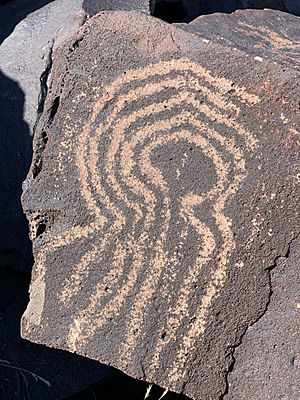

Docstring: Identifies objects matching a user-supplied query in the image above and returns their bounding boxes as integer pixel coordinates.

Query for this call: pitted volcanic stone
[83,0,150,16]
[225,236,300,400]
[21,10,300,400]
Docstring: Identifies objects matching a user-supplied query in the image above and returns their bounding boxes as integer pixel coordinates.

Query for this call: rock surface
[187,8,300,68]
[21,9,300,400]
[225,236,300,400]
[0,0,85,131]
[83,0,150,16]
[0,0,54,44]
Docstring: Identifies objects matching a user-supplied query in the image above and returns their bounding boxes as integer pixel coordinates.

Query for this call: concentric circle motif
[27,58,260,384]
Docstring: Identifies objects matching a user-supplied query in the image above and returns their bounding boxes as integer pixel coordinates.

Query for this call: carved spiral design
[26,58,259,384]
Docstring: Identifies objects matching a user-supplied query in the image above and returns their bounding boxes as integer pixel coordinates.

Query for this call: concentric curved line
[66,117,230,352]
[118,107,247,368]
[25,57,261,385]
[56,60,259,312]
[167,160,246,385]
[23,98,108,328]
[147,119,247,378]
[117,129,227,368]
[64,58,258,354]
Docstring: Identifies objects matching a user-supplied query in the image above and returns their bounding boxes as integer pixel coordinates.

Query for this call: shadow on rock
[0,56,112,400]
[0,0,55,44]
[0,70,33,271]
[67,370,191,400]
[0,268,111,400]
[150,0,300,22]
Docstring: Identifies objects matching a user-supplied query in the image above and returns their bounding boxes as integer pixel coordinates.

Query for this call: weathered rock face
[225,236,300,400]
[21,10,300,400]
[186,8,300,67]
[0,0,85,131]
[0,0,55,44]
[83,0,150,16]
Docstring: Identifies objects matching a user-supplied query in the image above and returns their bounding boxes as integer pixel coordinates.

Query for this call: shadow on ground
[68,370,191,400]
[0,268,112,399]
[150,0,300,22]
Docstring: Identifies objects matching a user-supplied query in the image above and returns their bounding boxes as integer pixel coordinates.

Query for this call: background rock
[0,0,85,131]
[186,9,300,68]
[83,0,150,16]
[0,0,54,44]
[21,9,300,400]
[151,0,300,22]
[0,0,85,271]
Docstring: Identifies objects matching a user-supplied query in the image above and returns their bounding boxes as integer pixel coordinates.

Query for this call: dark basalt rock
[225,236,300,400]
[21,9,300,400]
[186,8,300,68]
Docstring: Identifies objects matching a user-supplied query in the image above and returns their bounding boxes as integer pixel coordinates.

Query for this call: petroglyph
[21,10,300,400]
[23,57,260,383]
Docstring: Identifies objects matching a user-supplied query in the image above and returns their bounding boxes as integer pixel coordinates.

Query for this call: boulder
[21,9,300,400]
[0,0,85,271]
[0,0,55,44]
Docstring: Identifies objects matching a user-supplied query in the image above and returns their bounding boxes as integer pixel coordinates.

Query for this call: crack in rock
[37,39,54,117]
[220,232,300,400]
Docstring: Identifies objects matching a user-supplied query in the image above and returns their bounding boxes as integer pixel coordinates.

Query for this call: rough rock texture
[21,10,300,400]
[83,0,150,16]
[0,0,54,44]
[0,268,111,400]
[0,0,85,271]
[186,8,300,68]
[225,236,300,400]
